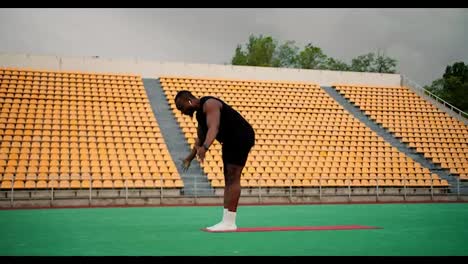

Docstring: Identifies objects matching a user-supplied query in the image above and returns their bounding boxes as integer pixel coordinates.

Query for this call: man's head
[175,90,199,117]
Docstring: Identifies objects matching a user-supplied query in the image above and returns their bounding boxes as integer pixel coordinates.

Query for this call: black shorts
[221,134,255,167]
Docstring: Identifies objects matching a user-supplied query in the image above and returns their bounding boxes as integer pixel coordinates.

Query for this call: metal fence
[2,175,467,207]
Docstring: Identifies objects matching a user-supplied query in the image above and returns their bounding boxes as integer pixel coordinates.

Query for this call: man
[175,90,255,231]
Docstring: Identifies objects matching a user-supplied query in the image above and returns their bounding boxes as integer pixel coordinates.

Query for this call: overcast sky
[0,8,467,86]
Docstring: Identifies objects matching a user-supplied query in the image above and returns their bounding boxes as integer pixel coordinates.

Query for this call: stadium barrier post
[159,173,163,205]
[430,176,434,201]
[403,178,407,201]
[89,179,92,204]
[125,180,128,204]
[194,174,198,205]
[10,176,14,207]
[348,179,351,202]
[258,174,262,204]
[376,175,379,202]
[319,175,322,201]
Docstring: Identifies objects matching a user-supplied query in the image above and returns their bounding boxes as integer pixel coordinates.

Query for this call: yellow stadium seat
[133,180,144,188]
[48,180,59,189]
[70,180,81,189]
[59,180,70,189]
[1,181,12,189]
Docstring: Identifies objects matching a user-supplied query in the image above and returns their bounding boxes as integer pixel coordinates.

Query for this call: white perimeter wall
[0,53,401,87]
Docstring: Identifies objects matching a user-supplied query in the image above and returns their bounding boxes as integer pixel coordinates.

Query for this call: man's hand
[196,146,207,164]
[180,158,192,172]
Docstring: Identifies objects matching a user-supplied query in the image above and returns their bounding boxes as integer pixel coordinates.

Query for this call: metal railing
[2,178,467,207]
[400,74,468,120]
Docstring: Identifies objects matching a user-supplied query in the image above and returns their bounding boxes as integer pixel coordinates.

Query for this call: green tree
[231,45,247,65]
[296,44,328,70]
[350,53,375,72]
[425,78,445,96]
[325,57,350,71]
[231,35,398,74]
[272,40,299,68]
[425,62,468,112]
[350,52,397,73]
[231,34,277,67]
[372,51,397,73]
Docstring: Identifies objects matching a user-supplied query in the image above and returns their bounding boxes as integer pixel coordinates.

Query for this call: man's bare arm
[202,99,221,149]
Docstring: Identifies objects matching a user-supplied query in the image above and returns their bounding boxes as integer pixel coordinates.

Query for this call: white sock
[223,208,228,220]
[224,210,237,226]
[206,209,237,231]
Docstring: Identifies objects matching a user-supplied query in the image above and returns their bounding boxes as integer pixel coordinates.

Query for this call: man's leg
[223,163,244,212]
[206,142,252,231]
[206,163,244,231]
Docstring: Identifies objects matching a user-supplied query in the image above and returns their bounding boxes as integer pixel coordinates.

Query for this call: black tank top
[196,96,254,145]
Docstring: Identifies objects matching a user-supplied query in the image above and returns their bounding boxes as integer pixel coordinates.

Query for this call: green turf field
[1,203,468,256]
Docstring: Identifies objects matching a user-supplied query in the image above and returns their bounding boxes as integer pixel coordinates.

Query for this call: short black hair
[174,90,195,102]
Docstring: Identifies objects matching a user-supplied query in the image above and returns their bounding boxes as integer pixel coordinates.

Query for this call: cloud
[0,8,467,85]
